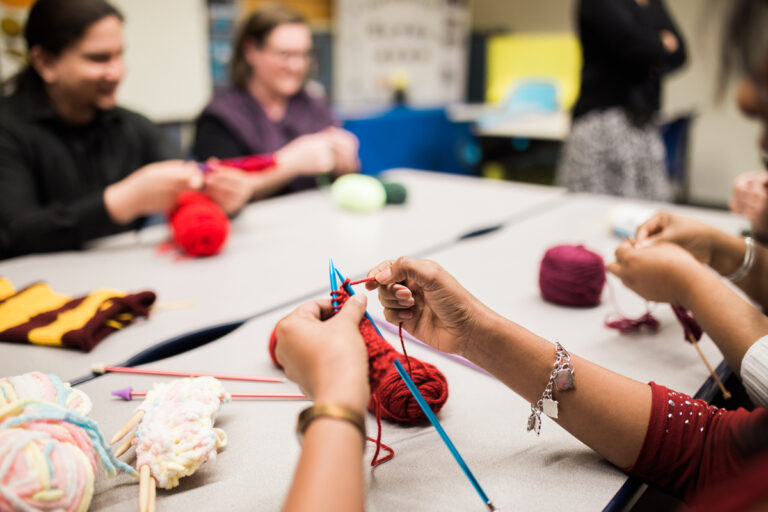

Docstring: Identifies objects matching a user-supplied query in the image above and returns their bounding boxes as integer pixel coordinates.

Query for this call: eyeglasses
[262,46,313,64]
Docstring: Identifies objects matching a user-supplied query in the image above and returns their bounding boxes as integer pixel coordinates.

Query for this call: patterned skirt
[557,108,671,201]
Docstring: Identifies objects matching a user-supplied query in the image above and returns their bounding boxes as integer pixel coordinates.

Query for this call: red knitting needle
[112,387,306,401]
[92,363,283,383]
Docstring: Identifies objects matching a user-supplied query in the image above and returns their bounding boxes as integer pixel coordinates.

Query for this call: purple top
[193,86,338,159]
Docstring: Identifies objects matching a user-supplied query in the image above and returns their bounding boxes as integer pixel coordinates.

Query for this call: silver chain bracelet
[527,342,575,435]
[725,237,755,283]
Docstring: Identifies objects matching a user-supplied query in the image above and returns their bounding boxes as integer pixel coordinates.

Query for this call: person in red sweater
[272,0,768,508]
[272,257,765,511]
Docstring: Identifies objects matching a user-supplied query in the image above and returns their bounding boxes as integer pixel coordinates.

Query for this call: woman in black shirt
[0,0,248,260]
[557,0,686,200]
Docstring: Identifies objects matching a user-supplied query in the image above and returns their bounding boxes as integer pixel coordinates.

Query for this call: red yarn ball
[539,244,606,306]
[169,191,229,257]
[269,291,449,424]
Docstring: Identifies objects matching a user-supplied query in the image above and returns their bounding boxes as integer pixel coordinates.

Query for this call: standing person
[557,0,686,200]
[193,4,359,199]
[0,0,250,259]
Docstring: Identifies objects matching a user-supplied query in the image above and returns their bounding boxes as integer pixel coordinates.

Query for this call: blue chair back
[343,107,478,176]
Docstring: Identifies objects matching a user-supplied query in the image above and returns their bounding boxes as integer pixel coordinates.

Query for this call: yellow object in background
[239,0,331,22]
[486,33,582,110]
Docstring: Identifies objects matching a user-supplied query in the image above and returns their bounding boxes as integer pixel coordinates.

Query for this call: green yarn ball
[331,174,387,212]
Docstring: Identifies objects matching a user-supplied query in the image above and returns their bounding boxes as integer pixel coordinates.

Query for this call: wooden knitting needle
[148,475,156,512]
[111,410,145,445]
[114,432,136,457]
[686,333,732,400]
[139,465,156,512]
[92,363,283,383]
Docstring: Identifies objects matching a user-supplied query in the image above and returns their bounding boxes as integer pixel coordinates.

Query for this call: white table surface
[0,170,565,382]
[74,192,748,511]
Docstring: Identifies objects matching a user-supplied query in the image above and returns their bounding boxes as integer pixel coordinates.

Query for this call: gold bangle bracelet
[296,403,366,445]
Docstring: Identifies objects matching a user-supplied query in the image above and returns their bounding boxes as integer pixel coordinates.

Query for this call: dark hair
[3,0,123,94]
[721,0,768,92]
[230,4,307,89]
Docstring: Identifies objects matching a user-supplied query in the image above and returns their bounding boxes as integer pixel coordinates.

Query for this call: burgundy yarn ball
[170,191,229,257]
[539,245,606,307]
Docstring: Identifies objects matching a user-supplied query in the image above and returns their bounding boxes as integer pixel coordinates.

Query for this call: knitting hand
[202,159,254,214]
[635,211,719,264]
[276,133,336,177]
[104,160,203,224]
[322,127,360,175]
[366,257,494,358]
[607,241,702,307]
[275,295,369,413]
[730,171,768,240]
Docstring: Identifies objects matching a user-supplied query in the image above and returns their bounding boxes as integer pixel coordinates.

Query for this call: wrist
[710,231,747,277]
[297,403,366,445]
[461,307,512,362]
[274,149,299,177]
[314,377,368,415]
[676,264,717,310]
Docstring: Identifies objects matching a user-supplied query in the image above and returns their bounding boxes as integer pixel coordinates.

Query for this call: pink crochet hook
[112,387,307,401]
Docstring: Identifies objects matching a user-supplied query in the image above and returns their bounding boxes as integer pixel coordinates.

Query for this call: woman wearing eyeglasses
[192,5,360,203]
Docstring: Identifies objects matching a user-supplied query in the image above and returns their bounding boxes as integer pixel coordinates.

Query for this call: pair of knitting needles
[108,367,305,512]
[100,364,306,401]
[109,365,304,455]
[330,259,497,510]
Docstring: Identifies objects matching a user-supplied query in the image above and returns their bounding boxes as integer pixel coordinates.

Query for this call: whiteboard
[113,0,212,122]
[334,0,470,112]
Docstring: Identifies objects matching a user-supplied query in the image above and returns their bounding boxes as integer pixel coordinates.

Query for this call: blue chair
[343,106,479,176]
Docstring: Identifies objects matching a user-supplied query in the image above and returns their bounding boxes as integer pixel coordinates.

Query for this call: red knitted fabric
[625,382,768,502]
[219,153,276,172]
[269,288,449,424]
[169,191,229,257]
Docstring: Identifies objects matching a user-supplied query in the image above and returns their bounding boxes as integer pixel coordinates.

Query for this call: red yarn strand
[368,394,394,467]
[349,277,377,286]
[399,322,414,377]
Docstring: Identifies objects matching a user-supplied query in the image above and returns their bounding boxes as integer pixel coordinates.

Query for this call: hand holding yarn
[731,171,768,237]
[366,257,491,358]
[274,296,370,413]
[606,241,702,307]
[105,160,202,224]
[276,133,336,177]
[321,126,360,174]
[270,269,449,429]
[202,159,257,214]
[635,211,719,265]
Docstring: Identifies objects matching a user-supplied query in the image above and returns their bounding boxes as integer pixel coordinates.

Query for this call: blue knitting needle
[329,258,340,309]
[394,359,498,511]
[334,267,386,339]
